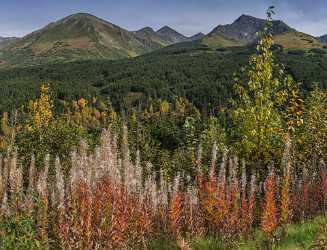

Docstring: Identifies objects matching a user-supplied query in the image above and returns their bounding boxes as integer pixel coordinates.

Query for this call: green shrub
[0,214,40,250]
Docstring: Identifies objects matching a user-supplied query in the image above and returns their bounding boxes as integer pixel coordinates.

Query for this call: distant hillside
[201,35,242,48]
[202,15,324,49]
[0,36,19,49]
[136,27,204,45]
[156,26,188,44]
[134,27,171,47]
[274,31,325,49]
[189,33,205,41]
[0,13,162,67]
[208,15,292,44]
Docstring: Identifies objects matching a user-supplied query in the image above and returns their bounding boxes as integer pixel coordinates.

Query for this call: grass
[149,216,327,250]
[274,31,325,49]
[201,35,243,48]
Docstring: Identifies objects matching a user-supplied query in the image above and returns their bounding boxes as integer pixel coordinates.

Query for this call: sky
[0,0,326,37]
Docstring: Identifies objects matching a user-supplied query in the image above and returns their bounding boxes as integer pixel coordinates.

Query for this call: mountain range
[0,13,326,67]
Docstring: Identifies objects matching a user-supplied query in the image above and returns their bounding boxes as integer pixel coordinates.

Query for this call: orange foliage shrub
[261,170,278,239]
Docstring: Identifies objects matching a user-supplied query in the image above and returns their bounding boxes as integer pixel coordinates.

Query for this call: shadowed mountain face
[156,26,188,44]
[189,33,205,41]
[319,35,327,45]
[208,15,292,44]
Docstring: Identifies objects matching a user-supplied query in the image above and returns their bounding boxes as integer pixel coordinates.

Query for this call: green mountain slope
[134,27,171,47]
[201,35,242,48]
[275,31,325,49]
[0,13,161,67]
[0,37,19,49]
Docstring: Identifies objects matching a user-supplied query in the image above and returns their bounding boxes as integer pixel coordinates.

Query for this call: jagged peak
[158,25,171,30]
[234,14,262,23]
[233,14,290,28]
[157,26,187,38]
[137,27,155,33]
[190,32,205,41]
[157,25,178,33]
[156,25,188,43]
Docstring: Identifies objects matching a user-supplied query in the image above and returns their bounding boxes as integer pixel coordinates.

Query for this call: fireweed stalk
[0,128,326,248]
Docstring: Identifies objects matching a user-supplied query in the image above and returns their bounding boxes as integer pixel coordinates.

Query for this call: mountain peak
[157,26,188,43]
[189,32,205,41]
[134,26,170,47]
[208,14,291,44]
[62,12,99,20]
[58,12,113,26]
[157,25,174,32]
[232,14,290,29]
[234,14,260,23]
[68,12,93,17]
[137,27,155,33]
[2,12,165,65]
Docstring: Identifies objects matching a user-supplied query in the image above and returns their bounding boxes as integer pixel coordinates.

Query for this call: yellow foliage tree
[160,100,170,113]
[28,84,53,131]
[302,87,327,163]
[232,6,296,172]
[0,112,17,152]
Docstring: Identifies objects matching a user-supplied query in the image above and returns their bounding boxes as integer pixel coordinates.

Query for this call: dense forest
[0,42,327,114]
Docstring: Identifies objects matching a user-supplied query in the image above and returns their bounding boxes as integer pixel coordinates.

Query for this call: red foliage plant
[169,174,185,237]
[261,169,278,239]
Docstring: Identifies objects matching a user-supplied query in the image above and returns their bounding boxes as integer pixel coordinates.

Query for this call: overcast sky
[0,0,326,37]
